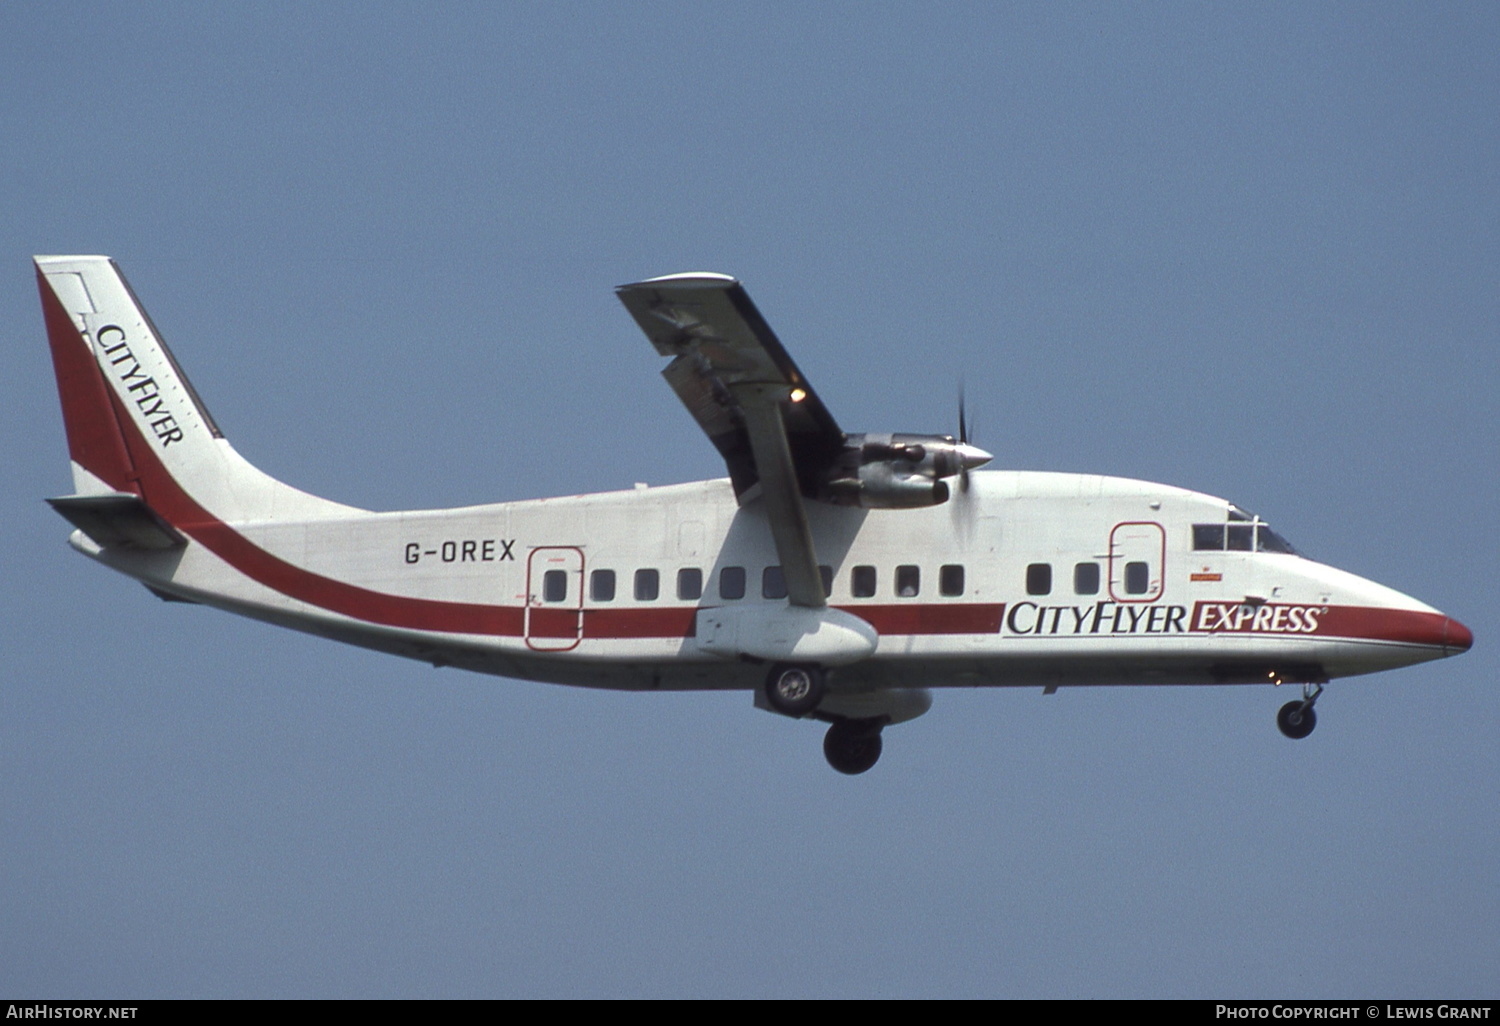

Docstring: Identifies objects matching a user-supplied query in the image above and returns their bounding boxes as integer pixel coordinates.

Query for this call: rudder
[37,256,224,505]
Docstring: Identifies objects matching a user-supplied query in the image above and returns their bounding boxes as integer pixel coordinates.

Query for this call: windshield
[1192,515,1299,556]
[1254,524,1297,554]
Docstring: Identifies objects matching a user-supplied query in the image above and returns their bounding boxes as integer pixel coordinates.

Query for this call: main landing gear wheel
[824,720,883,775]
[1277,702,1316,739]
[1277,683,1324,740]
[764,664,825,718]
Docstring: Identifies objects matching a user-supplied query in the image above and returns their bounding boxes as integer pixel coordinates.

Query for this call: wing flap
[660,352,758,496]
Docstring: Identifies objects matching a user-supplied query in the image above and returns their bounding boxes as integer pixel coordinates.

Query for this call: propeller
[954,384,992,493]
[947,383,988,542]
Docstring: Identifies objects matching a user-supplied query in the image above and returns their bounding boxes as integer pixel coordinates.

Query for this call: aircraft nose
[1444,616,1473,655]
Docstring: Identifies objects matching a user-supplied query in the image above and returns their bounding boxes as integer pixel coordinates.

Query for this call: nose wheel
[1277,683,1323,740]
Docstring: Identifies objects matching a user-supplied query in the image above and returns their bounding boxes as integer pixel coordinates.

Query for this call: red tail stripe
[38,268,138,493]
[46,295,1009,640]
[43,295,525,636]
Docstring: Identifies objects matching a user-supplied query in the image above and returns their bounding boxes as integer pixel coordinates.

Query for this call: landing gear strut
[1277,683,1323,740]
[823,718,884,775]
[764,664,826,718]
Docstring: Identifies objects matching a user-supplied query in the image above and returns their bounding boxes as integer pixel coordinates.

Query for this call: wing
[615,274,846,500]
[616,273,842,608]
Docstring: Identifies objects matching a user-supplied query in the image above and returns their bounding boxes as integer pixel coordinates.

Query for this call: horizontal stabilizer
[47,492,186,551]
[145,584,199,604]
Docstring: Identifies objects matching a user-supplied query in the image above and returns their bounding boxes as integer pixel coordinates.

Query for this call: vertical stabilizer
[36,256,358,525]
[38,256,226,500]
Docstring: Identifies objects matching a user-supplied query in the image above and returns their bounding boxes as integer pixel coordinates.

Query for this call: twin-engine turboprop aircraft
[37,256,1472,773]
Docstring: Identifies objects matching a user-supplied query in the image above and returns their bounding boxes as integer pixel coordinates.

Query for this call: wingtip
[616,271,739,291]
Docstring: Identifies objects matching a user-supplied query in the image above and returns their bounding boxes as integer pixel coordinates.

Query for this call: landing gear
[764,664,825,718]
[1277,683,1323,740]
[1277,702,1316,739]
[756,676,905,772]
[823,719,884,775]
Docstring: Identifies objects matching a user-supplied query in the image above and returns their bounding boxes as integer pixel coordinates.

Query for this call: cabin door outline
[1108,521,1166,603]
[525,546,585,651]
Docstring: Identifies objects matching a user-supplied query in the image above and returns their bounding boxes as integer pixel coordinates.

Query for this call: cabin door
[525,547,584,651]
[1108,522,1165,602]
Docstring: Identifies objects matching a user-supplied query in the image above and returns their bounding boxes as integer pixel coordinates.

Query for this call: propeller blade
[958,384,971,492]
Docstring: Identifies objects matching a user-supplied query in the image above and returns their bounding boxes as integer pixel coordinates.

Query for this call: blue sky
[2,2,1495,998]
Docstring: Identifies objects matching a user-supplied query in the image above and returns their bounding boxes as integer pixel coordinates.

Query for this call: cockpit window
[1192,514,1298,555]
[1256,524,1297,554]
[1193,524,1224,551]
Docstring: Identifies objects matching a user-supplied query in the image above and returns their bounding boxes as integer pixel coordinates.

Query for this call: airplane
[36,256,1473,774]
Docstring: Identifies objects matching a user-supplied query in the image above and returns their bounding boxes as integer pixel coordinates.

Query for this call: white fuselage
[80,467,1460,695]
[36,255,1471,768]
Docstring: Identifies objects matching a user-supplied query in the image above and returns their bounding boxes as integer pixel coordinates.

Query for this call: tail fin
[37,256,224,498]
[37,256,356,527]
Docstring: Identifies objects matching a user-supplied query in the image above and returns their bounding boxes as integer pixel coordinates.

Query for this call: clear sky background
[2,2,1495,999]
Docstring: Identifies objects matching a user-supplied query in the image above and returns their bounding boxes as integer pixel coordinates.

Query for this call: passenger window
[1226,524,1254,551]
[1074,562,1100,595]
[851,565,877,598]
[896,565,920,597]
[543,569,567,602]
[939,564,964,597]
[763,566,787,599]
[1193,524,1225,551]
[1026,563,1052,596]
[634,568,659,601]
[819,565,833,598]
[590,570,615,602]
[720,566,746,600]
[677,568,702,601]
[1124,561,1150,595]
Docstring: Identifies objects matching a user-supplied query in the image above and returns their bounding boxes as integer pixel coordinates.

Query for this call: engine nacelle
[858,432,967,478]
[817,432,989,508]
[824,460,951,509]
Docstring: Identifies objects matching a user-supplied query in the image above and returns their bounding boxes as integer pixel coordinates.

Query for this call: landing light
[789,387,807,403]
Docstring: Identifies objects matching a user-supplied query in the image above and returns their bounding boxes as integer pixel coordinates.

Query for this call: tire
[1277,700,1317,740]
[824,721,882,775]
[765,664,825,717]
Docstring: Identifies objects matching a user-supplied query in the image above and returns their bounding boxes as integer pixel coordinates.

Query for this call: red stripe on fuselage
[583,607,698,639]
[1316,605,1463,649]
[1189,600,1463,649]
[838,603,1005,635]
[48,300,1016,642]
[52,298,1462,653]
